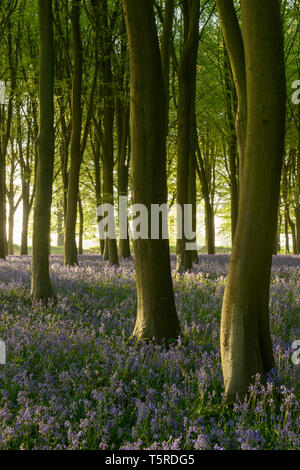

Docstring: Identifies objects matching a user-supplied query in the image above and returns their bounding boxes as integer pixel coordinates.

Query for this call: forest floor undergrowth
[0,254,299,450]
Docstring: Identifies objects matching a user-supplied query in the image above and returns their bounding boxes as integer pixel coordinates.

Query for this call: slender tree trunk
[220,0,286,400]
[56,201,64,247]
[288,214,297,254]
[92,127,104,255]
[99,0,119,266]
[0,106,6,259]
[116,23,131,259]
[78,195,83,255]
[117,101,131,258]
[277,210,281,254]
[21,192,30,255]
[64,0,82,266]
[0,33,16,258]
[161,0,174,134]
[20,102,35,256]
[273,207,281,255]
[176,0,200,272]
[8,199,14,255]
[284,212,290,253]
[205,202,215,255]
[31,0,55,300]
[196,141,215,255]
[123,0,181,340]
[296,96,300,253]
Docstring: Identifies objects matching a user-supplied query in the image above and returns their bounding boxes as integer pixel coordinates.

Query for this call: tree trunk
[78,195,83,255]
[196,141,215,255]
[100,0,119,266]
[220,0,286,400]
[31,0,55,300]
[56,201,64,247]
[8,199,14,255]
[0,21,18,259]
[0,106,6,259]
[117,101,131,258]
[215,0,247,176]
[92,128,104,255]
[296,96,300,254]
[176,0,200,272]
[205,201,215,255]
[288,214,297,255]
[284,211,290,254]
[21,191,30,255]
[123,0,181,341]
[224,46,239,242]
[64,0,82,266]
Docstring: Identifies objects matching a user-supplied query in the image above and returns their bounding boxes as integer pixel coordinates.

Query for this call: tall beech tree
[123,0,181,340]
[176,0,200,272]
[64,0,83,266]
[31,0,55,299]
[99,0,119,266]
[217,0,286,400]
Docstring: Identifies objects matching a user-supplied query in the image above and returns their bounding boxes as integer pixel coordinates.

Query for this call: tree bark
[56,200,64,247]
[91,124,104,255]
[220,0,286,400]
[31,0,55,300]
[117,102,131,258]
[78,194,83,255]
[123,0,181,341]
[64,0,82,266]
[100,0,119,266]
[296,94,300,254]
[196,140,215,255]
[0,22,17,259]
[176,0,200,272]
[215,0,247,176]
[224,46,239,242]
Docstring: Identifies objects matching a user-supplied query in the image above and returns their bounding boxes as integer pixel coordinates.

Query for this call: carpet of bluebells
[0,254,299,450]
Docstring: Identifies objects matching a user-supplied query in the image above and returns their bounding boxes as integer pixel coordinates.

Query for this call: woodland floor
[0,254,299,450]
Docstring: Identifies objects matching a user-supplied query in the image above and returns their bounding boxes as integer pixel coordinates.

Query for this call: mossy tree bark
[31,0,55,300]
[219,0,286,400]
[123,0,181,341]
